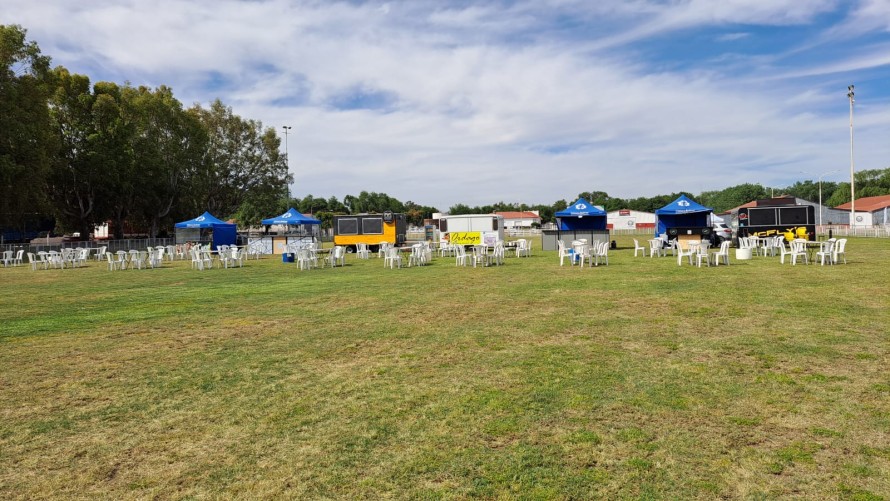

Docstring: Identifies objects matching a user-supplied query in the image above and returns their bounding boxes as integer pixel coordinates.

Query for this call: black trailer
[736,205,816,241]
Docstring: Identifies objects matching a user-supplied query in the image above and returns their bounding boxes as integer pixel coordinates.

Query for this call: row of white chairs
[107,248,166,270]
[556,240,610,267]
[2,249,25,267]
[677,240,731,267]
[26,249,91,270]
[295,246,345,270]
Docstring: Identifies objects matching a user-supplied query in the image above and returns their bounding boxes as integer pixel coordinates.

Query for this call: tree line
[2,25,290,239]
[4,25,888,240]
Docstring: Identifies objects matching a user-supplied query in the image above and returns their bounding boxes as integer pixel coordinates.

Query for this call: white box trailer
[439,214,505,246]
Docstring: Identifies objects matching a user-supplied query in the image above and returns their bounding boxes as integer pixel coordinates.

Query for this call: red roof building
[835,194,890,226]
[494,211,541,229]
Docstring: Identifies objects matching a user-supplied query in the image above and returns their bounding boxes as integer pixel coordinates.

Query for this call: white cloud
[3,0,889,209]
[716,32,750,42]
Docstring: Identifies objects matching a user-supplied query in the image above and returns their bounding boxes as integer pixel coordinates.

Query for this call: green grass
[1,236,888,499]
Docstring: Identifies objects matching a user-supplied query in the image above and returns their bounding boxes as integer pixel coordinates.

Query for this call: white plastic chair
[377,242,390,259]
[471,245,490,268]
[327,246,346,267]
[833,238,847,264]
[454,245,468,267]
[790,239,808,266]
[557,240,572,266]
[777,239,791,264]
[816,239,835,266]
[27,252,38,271]
[492,242,505,266]
[648,239,664,258]
[695,241,711,267]
[384,246,402,269]
[356,243,371,259]
[36,251,50,270]
[408,245,425,267]
[677,242,695,266]
[590,241,609,266]
[571,241,587,267]
[631,239,646,257]
[231,247,244,267]
[713,240,730,266]
[515,239,530,257]
[297,248,317,270]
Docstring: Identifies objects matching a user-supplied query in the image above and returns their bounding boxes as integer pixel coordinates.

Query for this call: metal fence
[821,225,890,238]
[0,238,176,255]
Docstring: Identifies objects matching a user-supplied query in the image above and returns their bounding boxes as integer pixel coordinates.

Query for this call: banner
[449,232,481,245]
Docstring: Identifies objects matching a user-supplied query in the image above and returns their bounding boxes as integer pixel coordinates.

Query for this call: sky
[4,0,890,210]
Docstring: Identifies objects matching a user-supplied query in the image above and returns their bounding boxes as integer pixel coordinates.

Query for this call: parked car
[712,222,732,244]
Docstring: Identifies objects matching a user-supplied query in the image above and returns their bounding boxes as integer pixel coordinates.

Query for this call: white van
[439,214,505,246]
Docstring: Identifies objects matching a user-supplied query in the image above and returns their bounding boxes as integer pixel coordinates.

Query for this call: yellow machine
[333,212,407,252]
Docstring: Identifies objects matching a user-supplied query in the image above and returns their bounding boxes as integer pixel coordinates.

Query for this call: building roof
[835,194,890,212]
[495,211,541,220]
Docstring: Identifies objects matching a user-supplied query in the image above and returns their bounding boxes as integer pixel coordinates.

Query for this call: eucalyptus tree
[188,99,289,219]
[0,24,54,234]
[47,68,104,237]
[90,81,138,239]
[127,85,207,236]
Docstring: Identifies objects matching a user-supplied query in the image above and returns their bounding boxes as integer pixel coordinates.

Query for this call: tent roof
[261,208,321,225]
[174,211,235,228]
[555,198,607,217]
[655,195,712,215]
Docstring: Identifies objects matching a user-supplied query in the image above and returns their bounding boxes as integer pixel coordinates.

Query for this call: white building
[606,209,656,230]
[494,211,542,229]
[835,194,890,227]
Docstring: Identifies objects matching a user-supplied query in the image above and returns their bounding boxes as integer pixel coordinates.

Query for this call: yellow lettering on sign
[450,232,481,245]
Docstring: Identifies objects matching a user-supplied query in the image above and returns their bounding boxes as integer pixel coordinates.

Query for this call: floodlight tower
[282,125,292,200]
[847,85,855,227]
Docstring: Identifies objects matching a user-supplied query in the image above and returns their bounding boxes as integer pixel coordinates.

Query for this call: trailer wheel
[346,246,355,254]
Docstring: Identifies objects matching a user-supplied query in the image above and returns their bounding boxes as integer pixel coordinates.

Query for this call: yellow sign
[449,232,481,245]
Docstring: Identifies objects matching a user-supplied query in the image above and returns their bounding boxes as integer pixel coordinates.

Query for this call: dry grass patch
[1,237,889,498]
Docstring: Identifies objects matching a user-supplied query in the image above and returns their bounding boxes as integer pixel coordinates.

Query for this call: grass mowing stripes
[0,236,888,498]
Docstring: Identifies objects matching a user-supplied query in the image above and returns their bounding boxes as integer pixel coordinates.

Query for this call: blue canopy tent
[174,211,237,250]
[555,198,608,230]
[654,195,713,236]
[541,198,611,251]
[261,208,321,226]
[259,208,321,257]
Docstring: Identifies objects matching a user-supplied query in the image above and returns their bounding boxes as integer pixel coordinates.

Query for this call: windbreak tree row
[1,24,289,238]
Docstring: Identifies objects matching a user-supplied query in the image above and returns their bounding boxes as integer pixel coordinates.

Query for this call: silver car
[712,222,732,244]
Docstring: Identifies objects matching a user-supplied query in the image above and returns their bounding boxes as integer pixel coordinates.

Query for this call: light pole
[847,85,855,227]
[282,125,292,201]
[801,170,838,229]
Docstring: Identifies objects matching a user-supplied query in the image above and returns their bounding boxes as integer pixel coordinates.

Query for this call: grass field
[1,237,888,499]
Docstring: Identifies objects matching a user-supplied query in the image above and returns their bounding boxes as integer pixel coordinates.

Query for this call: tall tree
[91,81,138,239]
[47,68,104,238]
[188,99,289,218]
[129,85,207,237]
[0,25,54,235]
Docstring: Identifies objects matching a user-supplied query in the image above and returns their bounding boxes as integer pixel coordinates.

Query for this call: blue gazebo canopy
[261,208,321,226]
[174,211,236,249]
[655,195,712,235]
[555,198,607,230]
[174,211,233,229]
